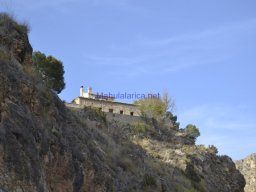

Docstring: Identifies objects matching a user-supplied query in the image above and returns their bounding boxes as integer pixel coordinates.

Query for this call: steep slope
[0,13,245,192]
[236,154,256,192]
[0,13,113,192]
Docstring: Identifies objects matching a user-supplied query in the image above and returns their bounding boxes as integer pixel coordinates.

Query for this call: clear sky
[1,0,255,160]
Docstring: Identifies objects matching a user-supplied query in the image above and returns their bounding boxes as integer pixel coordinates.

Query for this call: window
[109,109,113,113]
[130,112,134,116]
[120,110,123,114]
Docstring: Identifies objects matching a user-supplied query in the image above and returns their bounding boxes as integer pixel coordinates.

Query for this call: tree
[33,51,65,94]
[136,98,165,119]
[162,90,176,113]
[134,91,175,120]
[184,124,200,142]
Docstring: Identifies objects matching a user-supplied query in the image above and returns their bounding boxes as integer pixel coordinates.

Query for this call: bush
[142,173,157,188]
[171,115,177,122]
[184,124,200,142]
[208,145,218,154]
[117,157,135,172]
[166,112,180,129]
[83,106,106,122]
[131,123,149,134]
[0,48,9,62]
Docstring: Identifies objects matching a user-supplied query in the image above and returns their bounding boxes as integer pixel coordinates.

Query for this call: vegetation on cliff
[33,51,65,94]
[134,91,175,120]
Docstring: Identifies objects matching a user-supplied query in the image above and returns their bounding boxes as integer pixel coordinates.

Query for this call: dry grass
[0,13,30,34]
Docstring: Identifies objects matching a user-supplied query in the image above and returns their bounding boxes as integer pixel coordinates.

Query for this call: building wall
[66,104,143,124]
[105,113,143,124]
[72,97,141,116]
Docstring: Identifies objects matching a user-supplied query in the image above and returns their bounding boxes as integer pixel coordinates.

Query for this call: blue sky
[1,0,255,160]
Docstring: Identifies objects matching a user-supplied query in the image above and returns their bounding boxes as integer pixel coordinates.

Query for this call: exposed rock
[187,154,245,192]
[0,14,32,66]
[236,154,256,192]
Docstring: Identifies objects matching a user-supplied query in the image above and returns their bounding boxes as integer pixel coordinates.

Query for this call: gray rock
[236,154,256,192]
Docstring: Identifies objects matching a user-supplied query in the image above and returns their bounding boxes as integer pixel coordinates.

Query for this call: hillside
[0,13,245,192]
[236,154,256,192]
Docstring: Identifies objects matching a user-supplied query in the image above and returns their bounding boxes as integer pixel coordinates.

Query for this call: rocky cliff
[0,13,245,192]
[236,154,256,192]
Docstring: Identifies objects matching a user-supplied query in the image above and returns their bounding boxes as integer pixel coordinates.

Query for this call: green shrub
[166,112,180,128]
[83,106,106,122]
[196,144,207,152]
[208,145,218,154]
[117,157,135,172]
[174,122,180,129]
[131,122,149,134]
[184,124,200,142]
[171,115,177,122]
[51,127,60,137]
[142,173,157,188]
[0,49,9,62]
[149,151,161,159]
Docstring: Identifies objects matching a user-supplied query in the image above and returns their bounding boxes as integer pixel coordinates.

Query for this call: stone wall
[66,103,143,124]
[105,113,143,124]
[72,97,140,116]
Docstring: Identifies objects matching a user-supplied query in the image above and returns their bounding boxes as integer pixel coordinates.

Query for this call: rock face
[0,13,113,192]
[0,13,245,192]
[236,154,256,192]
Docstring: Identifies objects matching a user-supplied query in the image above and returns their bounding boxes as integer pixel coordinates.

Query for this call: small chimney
[88,87,92,94]
[80,86,84,97]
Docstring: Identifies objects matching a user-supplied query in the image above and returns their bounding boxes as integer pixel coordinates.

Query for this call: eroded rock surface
[236,154,256,192]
